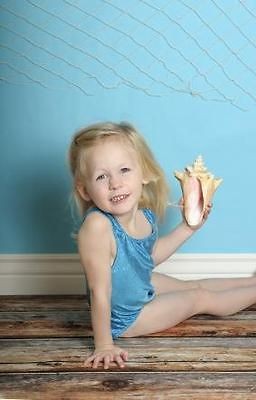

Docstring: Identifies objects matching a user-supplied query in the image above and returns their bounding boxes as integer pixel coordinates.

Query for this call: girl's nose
[109,175,122,190]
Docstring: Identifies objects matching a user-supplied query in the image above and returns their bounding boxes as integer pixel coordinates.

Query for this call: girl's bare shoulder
[78,210,113,243]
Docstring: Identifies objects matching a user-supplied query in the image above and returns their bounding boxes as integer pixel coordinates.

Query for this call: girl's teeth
[112,194,127,202]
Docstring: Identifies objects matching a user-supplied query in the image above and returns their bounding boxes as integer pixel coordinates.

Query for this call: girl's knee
[192,287,213,314]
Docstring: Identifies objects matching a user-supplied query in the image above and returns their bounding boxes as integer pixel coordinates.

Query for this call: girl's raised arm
[152,221,194,266]
[152,203,212,266]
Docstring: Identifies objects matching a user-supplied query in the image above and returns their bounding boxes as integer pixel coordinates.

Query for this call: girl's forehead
[87,137,137,160]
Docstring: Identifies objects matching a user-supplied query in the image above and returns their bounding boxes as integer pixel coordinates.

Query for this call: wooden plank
[0,372,255,399]
[0,311,91,338]
[198,312,256,320]
[0,310,255,338]
[2,360,255,374]
[0,296,255,312]
[150,319,256,337]
[0,295,89,311]
[1,337,256,373]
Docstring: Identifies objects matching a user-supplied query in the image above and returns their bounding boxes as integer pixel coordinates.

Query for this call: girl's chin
[97,195,138,214]
[110,201,137,215]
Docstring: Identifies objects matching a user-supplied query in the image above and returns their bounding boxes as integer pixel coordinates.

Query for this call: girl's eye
[96,174,107,181]
[121,167,130,174]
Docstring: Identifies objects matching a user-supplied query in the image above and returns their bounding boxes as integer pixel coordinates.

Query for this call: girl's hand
[180,198,213,230]
[202,203,212,223]
[85,345,129,370]
[193,202,212,229]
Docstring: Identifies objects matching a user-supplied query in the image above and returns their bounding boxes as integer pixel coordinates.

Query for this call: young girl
[69,122,256,370]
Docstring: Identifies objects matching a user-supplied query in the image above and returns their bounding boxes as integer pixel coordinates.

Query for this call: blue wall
[0,1,255,253]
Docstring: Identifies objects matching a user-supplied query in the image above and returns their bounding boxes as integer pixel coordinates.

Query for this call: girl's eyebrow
[93,168,107,176]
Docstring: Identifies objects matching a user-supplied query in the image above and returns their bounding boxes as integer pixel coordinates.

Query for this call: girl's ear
[76,182,91,201]
[142,176,150,185]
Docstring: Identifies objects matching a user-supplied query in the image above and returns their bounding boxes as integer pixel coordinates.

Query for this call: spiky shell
[174,155,222,227]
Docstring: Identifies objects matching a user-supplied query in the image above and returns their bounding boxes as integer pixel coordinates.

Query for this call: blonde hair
[69,122,170,220]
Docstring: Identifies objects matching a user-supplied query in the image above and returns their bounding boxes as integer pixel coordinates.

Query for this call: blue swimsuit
[84,207,158,338]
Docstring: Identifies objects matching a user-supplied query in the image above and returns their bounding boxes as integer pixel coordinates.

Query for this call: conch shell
[174,155,222,228]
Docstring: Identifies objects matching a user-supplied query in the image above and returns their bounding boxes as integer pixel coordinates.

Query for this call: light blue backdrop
[0,0,255,253]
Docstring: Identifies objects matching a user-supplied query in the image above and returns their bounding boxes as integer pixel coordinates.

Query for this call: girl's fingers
[84,355,95,367]
[115,355,125,368]
[120,350,129,361]
[103,355,110,370]
[85,348,128,369]
[203,203,213,219]
[92,356,101,369]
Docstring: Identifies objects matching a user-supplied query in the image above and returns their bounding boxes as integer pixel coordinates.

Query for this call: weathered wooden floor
[0,295,255,399]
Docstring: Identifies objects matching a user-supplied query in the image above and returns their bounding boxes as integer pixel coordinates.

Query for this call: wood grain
[0,295,255,399]
[0,372,256,400]
[1,337,256,372]
[0,310,255,338]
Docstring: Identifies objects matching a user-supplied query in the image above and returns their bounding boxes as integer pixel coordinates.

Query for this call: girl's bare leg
[151,272,256,295]
[122,285,256,337]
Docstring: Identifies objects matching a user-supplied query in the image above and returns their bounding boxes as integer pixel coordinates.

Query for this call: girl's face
[79,138,146,217]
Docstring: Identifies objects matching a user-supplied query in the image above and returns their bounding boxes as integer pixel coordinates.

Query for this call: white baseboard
[0,253,255,295]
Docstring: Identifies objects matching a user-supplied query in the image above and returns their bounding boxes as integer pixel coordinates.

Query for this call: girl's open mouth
[111,194,129,203]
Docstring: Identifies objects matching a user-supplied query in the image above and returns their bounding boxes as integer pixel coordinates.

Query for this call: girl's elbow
[89,286,111,301]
